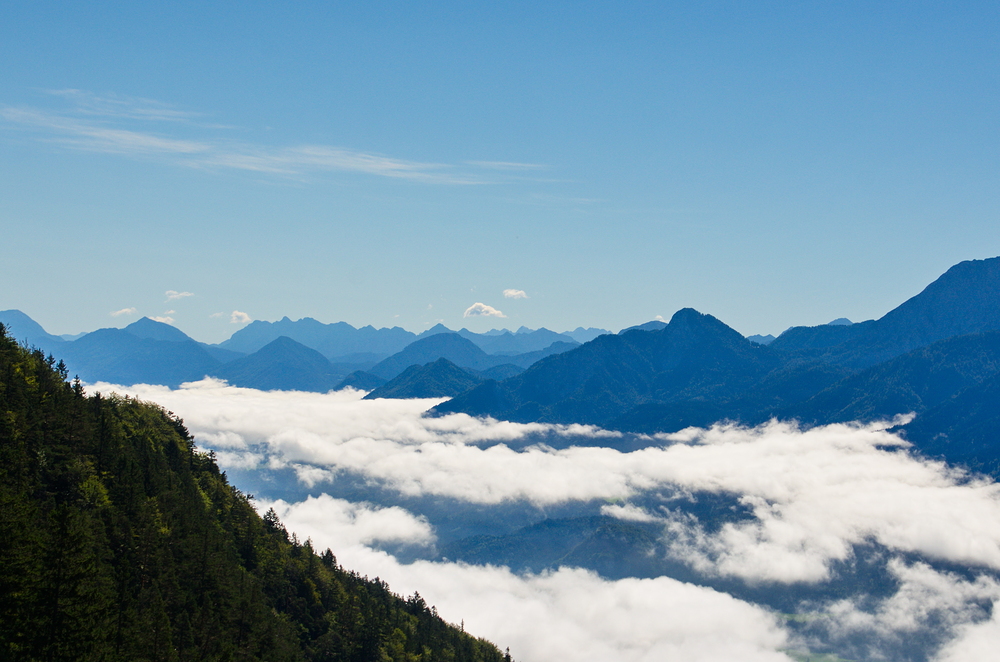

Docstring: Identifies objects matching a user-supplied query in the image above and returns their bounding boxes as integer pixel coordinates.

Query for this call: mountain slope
[0,309,65,351]
[212,336,343,392]
[0,324,507,662]
[365,358,484,399]
[436,309,781,426]
[56,328,221,387]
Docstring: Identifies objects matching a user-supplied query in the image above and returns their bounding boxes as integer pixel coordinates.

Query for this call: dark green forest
[0,324,509,662]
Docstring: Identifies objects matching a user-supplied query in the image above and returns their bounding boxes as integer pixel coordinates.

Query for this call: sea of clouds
[91,378,1000,662]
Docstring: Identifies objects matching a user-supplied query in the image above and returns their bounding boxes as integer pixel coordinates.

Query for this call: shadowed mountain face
[778,332,1000,425]
[435,309,781,426]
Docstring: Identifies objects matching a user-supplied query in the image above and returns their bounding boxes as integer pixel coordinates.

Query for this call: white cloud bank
[264,496,791,662]
[93,381,1000,585]
[88,380,1000,661]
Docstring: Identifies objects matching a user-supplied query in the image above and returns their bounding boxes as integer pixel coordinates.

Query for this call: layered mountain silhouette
[8,256,1000,474]
[5,312,580,392]
[435,308,782,425]
[435,257,1000,475]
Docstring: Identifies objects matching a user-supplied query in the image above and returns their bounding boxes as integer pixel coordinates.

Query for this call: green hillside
[0,324,508,662]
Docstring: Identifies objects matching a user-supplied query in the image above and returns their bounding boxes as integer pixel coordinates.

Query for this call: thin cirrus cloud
[110,307,137,317]
[0,93,515,184]
[464,302,507,318]
[503,289,528,299]
[88,380,1000,660]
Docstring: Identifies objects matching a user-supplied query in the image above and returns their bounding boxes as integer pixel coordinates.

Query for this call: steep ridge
[772,257,1000,368]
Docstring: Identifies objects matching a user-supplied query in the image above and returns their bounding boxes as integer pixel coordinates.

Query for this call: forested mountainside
[0,324,509,662]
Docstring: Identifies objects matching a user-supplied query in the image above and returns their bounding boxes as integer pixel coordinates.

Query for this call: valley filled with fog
[91,378,1000,662]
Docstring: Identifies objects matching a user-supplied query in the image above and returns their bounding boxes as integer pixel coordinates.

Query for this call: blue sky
[2,1,998,343]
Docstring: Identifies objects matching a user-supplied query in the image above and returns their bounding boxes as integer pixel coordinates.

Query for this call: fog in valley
[92,379,1000,662]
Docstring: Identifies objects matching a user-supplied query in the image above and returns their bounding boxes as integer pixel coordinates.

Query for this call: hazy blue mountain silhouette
[122,316,245,363]
[0,309,65,351]
[565,327,611,343]
[124,316,196,342]
[364,358,484,399]
[212,336,343,392]
[368,333,499,380]
[219,317,417,359]
[473,328,578,355]
[618,320,668,334]
[57,328,221,387]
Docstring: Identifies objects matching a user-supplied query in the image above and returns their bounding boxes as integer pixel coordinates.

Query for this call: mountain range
[435,257,1000,475]
[5,256,1000,475]
[0,311,602,391]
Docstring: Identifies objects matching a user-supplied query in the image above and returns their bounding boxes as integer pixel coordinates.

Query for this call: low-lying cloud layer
[265,497,791,662]
[94,379,1000,661]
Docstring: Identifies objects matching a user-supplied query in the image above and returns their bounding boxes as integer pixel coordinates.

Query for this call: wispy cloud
[165,290,194,301]
[230,310,251,324]
[464,302,507,318]
[110,307,137,317]
[1,92,509,184]
[503,289,528,299]
[150,316,175,324]
[44,89,201,122]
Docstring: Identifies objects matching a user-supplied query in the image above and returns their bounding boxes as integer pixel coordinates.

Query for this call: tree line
[0,323,511,662]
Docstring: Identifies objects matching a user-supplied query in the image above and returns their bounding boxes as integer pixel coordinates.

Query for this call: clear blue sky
[2,1,998,343]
